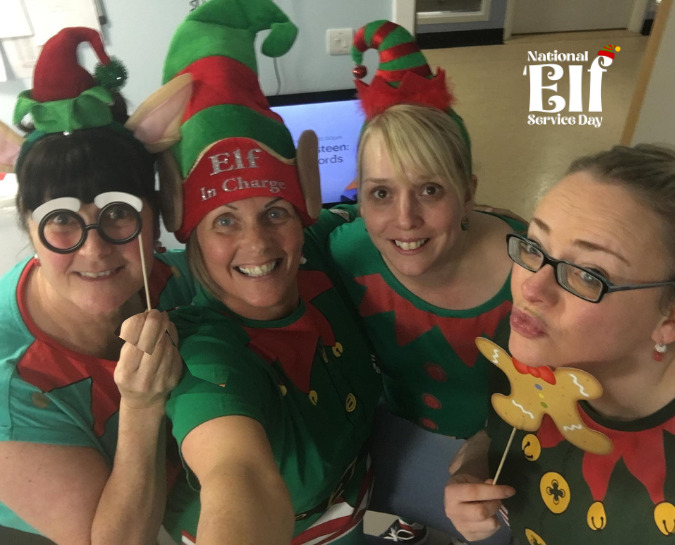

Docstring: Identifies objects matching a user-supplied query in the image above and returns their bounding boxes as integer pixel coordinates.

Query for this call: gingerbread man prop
[476,337,613,455]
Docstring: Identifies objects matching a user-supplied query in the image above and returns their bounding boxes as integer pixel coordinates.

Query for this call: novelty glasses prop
[32,192,142,254]
[507,233,675,303]
[32,192,153,310]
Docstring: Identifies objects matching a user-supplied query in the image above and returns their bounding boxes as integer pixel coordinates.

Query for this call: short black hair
[16,126,156,228]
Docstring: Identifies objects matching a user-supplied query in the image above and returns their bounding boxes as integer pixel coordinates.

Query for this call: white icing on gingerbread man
[476,337,613,455]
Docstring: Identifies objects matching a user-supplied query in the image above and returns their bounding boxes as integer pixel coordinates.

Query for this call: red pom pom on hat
[32,27,111,102]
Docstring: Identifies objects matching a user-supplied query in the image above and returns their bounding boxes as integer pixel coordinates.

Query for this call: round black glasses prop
[38,202,142,254]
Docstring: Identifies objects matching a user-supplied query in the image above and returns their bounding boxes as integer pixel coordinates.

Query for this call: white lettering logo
[523,45,619,129]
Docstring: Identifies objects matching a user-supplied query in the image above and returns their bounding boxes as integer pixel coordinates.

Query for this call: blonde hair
[356,104,471,200]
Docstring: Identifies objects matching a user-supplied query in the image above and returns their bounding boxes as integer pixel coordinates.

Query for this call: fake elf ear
[156,150,185,234]
[125,73,193,154]
[296,130,322,221]
[123,73,194,234]
[0,121,24,173]
[159,0,320,243]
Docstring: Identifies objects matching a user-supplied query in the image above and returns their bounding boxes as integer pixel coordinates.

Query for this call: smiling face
[194,196,304,321]
[28,199,154,318]
[359,130,470,282]
[509,171,674,371]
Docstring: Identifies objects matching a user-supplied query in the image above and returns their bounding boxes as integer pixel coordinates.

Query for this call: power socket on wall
[326,28,353,55]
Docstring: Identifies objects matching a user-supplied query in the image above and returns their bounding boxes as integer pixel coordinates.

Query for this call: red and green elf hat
[352,20,471,166]
[597,44,621,59]
[13,26,127,143]
[162,0,320,243]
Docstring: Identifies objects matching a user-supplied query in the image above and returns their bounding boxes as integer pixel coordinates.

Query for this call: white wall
[630,1,675,146]
[0,0,394,126]
[257,0,393,95]
[0,185,31,271]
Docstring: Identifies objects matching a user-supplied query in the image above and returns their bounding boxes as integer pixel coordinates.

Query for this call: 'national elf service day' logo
[524,44,620,128]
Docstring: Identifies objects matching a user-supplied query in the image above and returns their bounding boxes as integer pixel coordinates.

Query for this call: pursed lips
[510,307,547,337]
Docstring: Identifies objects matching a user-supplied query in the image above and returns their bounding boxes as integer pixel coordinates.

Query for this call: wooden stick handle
[492,427,516,485]
[137,233,152,311]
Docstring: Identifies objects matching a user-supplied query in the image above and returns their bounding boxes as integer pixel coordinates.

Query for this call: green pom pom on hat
[94,58,127,92]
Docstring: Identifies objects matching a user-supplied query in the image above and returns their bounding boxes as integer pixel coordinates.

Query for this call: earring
[461,216,470,231]
[33,253,40,265]
[653,342,667,362]
[153,240,167,254]
[300,255,307,265]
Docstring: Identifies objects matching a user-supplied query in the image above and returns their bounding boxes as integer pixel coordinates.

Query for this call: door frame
[417,0,492,25]
[503,0,650,40]
[392,0,417,34]
[392,0,495,34]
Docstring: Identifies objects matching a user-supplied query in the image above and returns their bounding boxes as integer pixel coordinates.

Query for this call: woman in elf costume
[157,2,381,544]
[445,144,675,545]
[0,27,195,544]
[328,20,522,545]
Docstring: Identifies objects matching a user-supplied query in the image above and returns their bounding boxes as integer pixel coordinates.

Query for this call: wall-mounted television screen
[268,89,364,206]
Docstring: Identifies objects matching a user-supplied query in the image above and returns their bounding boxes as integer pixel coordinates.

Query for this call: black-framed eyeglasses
[32,192,143,254]
[506,233,675,303]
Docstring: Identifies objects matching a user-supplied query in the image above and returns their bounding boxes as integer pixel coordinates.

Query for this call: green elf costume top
[0,26,195,537]
[330,19,526,438]
[158,2,381,544]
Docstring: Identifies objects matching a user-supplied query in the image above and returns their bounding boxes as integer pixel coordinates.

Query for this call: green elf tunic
[0,251,194,535]
[329,207,526,439]
[164,210,382,545]
[488,398,675,545]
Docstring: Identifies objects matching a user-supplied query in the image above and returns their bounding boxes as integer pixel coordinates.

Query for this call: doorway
[417,0,492,24]
[509,0,641,34]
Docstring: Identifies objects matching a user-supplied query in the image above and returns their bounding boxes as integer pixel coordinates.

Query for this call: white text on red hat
[210,148,261,174]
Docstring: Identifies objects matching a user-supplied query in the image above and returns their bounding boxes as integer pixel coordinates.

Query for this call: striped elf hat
[161,0,321,242]
[351,20,471,164]
[597,44,621,59]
